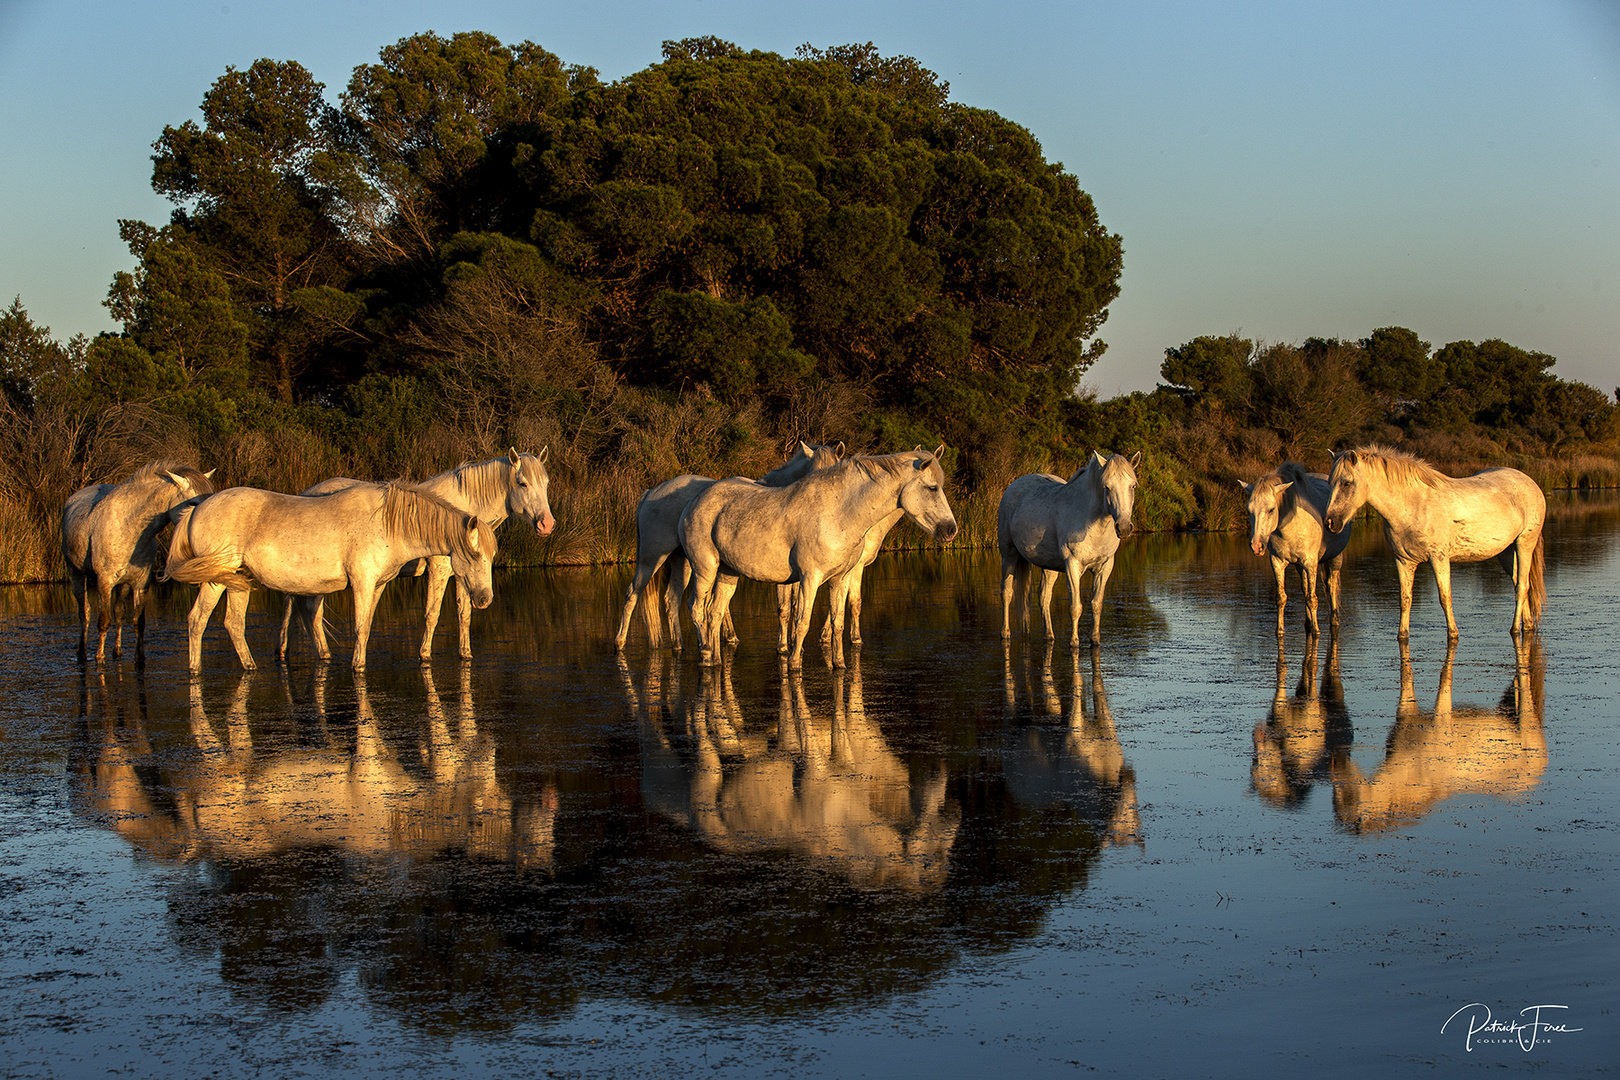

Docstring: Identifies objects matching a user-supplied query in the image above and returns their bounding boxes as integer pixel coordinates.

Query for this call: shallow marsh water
[1,493,1617,1077]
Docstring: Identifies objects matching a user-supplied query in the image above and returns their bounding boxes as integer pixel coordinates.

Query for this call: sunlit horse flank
[1324,444,1546,641]
[60,459,215,664]
[998,451,1141,646]
[164,482,496,672]
[1330,639,1546,833]
[613,441,843,653]
[1240,461,1352,638]
[680,447,957,669]
[282,449,554,662]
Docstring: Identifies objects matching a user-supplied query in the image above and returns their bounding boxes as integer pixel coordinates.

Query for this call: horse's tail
[640,556,668,650]
[1528,532,1546,628]
[163,551,255,593]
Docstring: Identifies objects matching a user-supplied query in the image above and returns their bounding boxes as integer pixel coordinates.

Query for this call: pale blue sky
[2,0,1616,397]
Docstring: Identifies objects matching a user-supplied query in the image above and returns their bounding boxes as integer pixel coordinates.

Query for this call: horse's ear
[799,440,812,456]
[538,446,549,464]
[931,443,945,460]
[1129,451,1141,470]
[1339,449,1358,466]
[835,441,846,457]
[464,515,482,552]
[1238,481,1252,496]
[1092,450,1107,467]
[509,447,520,466]
[1277,481,1293,494]
[203,468,215,479]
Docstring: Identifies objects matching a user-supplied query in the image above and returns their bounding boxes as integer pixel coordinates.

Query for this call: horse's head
[1241,475,1292,556]
[1097,450,1141,540]
[761,441,843,486]
[165,466,216,502]
[1324,450,1363,534]
[899,445,958,544]
[450,515,499,610]
[507,447,555,536]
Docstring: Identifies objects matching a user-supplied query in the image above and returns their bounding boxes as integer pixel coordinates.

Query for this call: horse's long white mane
[1342,444,1448,490]
[381,483,496,560]
[447,456,521,509]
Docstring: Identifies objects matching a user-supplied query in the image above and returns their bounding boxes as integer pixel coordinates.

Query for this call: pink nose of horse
[537,513,556,536]
[936,521,958,543]
[1251,539,1265,556]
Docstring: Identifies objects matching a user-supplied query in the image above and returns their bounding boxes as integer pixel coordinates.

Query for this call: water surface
[1,494,1616,1077]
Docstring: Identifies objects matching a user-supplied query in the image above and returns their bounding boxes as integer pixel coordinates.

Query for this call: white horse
[614,442,842,652]
[164,482,496,672]
[1325,445,1546,641]
[680,448,957,669]
[1241,461,1352,638]
[998,451,1140,646]
[60,460,215,663]
[282,449,554,661]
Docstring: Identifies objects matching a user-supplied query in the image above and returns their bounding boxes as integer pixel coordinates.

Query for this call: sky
[1,0,1616,398]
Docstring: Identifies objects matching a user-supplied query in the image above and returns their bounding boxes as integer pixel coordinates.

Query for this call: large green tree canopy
[111,32,1123,455]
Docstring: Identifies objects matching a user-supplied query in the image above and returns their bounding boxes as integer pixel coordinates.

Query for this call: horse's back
[300,476,369,497]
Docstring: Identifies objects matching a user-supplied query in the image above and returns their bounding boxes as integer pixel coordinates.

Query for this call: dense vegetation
[1,32,1615,581]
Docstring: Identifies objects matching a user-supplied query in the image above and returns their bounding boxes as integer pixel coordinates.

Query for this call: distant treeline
[0,32,1615,581]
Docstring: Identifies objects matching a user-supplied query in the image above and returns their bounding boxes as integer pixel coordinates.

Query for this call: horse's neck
[835,466,909,531]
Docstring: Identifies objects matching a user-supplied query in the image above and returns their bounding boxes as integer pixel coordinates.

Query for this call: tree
[148,58,360,402]
[1160,334,1254,413]
[0,297,69,411]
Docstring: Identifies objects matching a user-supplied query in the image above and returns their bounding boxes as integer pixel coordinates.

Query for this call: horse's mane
[448,455,538,508]
[1343,444,1448,489]
[1275,461,1315,486]
[850,451,939,483]
[127,458,215,494]
[382,483,497,559]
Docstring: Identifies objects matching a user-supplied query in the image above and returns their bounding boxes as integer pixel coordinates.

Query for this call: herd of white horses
[59,441,1548,672]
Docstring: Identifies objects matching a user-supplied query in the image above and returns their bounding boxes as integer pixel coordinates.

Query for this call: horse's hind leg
[223,588,256,670]
[1086,556,1115,646]
[615,550,668,651]
[1000,553,1028,639]
[71,570,90,662]
[186,583,226,672]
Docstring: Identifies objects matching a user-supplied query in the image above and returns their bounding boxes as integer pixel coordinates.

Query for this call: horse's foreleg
[789,572,825,670]
[782,583,799,654]
[1270,555,1289,639]
[186,583,225,673]
[1088,556,1116,646]
[1395,558,1418,642]
[454,575,475,660]
[1063,561,1087,646]
[1432,556,1459,642]
[223,589,256,671]
[95,579,115,663]
[419,555,453,662]
[709,574,740,666]
[1041,569,1060,642]
[846,562,868,646]
[351,582,380,671]
[1325,552,1345,634]
[819,575,850,652]
[1299,560,1320,639]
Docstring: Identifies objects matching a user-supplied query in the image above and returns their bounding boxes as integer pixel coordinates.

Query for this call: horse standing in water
[165,483,496,672]
[282,450,554,661]
[998,451,1140,646]
[680,448,957,669]
[614,442,841,652]
[1324,445,1545,641]
[1241,461,1352,638]
[60,460,215,663]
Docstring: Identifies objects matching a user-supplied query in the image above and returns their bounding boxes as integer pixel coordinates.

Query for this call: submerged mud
[1,493,1616,1077]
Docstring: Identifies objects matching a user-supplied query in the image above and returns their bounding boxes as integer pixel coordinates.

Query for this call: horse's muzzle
[1326,516,1345,534]
[935,521,959,544]
[1115,520,1134,540]
[536,514,556,536]
[1251,539,1265,556]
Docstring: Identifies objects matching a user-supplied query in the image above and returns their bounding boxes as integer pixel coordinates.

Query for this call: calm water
[1,494,1617,1077]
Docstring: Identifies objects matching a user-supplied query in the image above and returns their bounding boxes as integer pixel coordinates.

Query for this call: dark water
[1,494,1617,1077]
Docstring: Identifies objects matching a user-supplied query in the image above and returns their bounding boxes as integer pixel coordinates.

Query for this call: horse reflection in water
[69,666,556,874]
[1331,639,1546,833]
[1000,643,1142,848]
[623,652,959,891]
[1251,634,1354,809]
